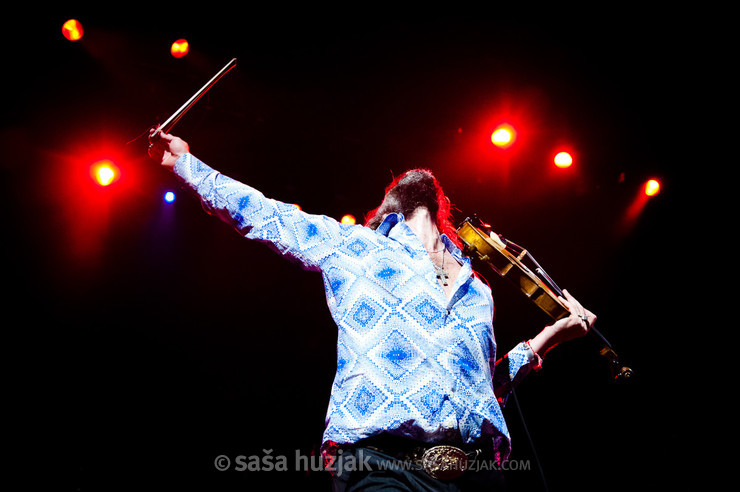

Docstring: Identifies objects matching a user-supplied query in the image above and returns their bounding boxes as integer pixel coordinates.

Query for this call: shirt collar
[376,212,403,236]
[375,212,467,261]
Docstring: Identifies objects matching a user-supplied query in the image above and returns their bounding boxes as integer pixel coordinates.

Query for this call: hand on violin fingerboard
[529,290,596,356]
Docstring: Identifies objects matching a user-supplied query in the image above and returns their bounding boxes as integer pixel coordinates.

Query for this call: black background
[5,7,722,491]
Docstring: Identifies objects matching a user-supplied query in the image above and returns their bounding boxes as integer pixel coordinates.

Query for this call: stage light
[91,160,118,186]
[97,167,114,186]
[554,152,573,168]
[171,39,189,58]
[491,124,516,148]
[340,214,356,225]
[62,19,83,41]
[164,191,176,203]
[619,178,660,236]
[644,179,661,196]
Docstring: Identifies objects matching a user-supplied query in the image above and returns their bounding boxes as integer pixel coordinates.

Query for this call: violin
[457,216,633,381]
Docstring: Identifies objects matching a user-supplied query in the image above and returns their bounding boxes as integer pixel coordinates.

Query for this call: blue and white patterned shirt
[173,153,540,460]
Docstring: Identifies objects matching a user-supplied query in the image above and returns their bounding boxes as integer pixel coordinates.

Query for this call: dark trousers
[330,446,506,491]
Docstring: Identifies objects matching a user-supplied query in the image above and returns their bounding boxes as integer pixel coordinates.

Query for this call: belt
[356,435,489,480]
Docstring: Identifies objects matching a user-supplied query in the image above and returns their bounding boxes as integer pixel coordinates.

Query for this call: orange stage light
[171,39,189,58]
[62,19,83,41]
[340,214,356,225]
[644,179,661,197]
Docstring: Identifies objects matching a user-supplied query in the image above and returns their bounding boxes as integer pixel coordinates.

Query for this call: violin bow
[149,58,237,139]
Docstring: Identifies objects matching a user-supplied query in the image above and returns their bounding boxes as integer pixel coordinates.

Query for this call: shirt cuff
[172,153,213,187]
[524,340,544,372]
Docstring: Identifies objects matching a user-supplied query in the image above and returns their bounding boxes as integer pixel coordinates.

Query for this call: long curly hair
[364,169,461,248]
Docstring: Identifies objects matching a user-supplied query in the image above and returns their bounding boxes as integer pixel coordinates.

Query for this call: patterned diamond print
[347,377,387,421]
[291,215,326,251]
[237,194,251,210]
[224,182,263,214]
[345,238,371,258]
[322,423,352,444]
[405,293,444,331]
[369,255,414,295]
[233,193,263,229]
[199,178,215,199]
[368,329,424,380]
[437,339,485,388]
[464,320,495,354]
[324,265,358,304]
[254,218,282,242]
[461,283,486,306]
[458,397,506,440]
[342,295,384,333]
[456,343,480,380]
[378,398,415,429]
[192,158,211,176]
[335,338,357,377]
[507,349,530,380]
[354,302,375,325]
[408,380,447,421]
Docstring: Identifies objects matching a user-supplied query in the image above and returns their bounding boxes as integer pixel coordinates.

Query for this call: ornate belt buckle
[421,445,468,480]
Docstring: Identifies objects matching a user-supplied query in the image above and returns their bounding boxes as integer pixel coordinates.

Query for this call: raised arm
[149,132,348,271]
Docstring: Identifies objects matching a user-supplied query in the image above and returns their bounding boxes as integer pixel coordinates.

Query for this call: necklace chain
[427,236,445,254]
[425,237,449,286]
[428,242,448,286]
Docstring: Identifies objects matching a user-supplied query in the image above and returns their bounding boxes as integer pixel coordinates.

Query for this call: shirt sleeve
[173,153,346,271]
[491,341,542,405]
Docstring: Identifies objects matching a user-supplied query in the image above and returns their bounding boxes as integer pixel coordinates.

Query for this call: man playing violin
[149,132,596,491]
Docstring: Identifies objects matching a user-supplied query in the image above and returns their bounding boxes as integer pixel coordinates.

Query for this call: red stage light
[554,151,573,168]
[171,39,189,58]
[644,179,661,196]
[340,214,356,225]
[62,19,83,41]
[491,124,516,148]
[91,160,119,186]
[618,178,662,236]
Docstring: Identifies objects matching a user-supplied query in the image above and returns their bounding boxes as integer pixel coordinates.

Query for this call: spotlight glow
[171,39,189,58]
[62,19,83,41]
[164,191,176,203]
[91,160,118,186]
[644,179,661,196]
[491,124,516,148]
[340,214,356,225]
[554,152,573,168]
